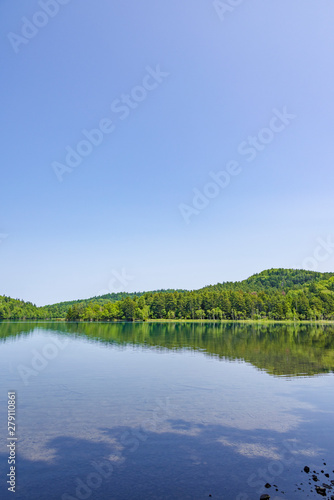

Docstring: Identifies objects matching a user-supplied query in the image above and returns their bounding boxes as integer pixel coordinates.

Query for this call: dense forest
[42,288,185,319]
[66,270,334,322]
[0,296,43,320]
[1,269,334,322]
[201,268,334,292]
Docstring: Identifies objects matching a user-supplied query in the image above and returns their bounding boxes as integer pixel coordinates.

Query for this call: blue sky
[1,0,334,305]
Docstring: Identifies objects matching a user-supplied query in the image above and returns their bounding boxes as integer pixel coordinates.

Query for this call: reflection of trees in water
[1,321,334,377]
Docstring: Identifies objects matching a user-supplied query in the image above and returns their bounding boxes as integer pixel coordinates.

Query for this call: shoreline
[1,319,334,325]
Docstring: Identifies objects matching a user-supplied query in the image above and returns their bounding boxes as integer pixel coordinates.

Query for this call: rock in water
[260,495,270,500]
[304,466,310,473]
[315,485,327,496]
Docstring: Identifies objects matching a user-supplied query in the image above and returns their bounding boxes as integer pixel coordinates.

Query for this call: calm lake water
[1,321,334,499]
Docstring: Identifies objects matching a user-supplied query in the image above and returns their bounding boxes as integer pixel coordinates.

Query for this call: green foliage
[0,296,45,320]
[63,270,334,322]
[201,268,334,293]
[3,269,334,322]
[42,288,186,319]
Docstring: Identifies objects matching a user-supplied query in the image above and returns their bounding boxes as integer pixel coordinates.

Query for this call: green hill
[0,295,43,320]
[41,289,186,319]
[201,268,334,293]
[64,270,334,322]
[2,269,334,321]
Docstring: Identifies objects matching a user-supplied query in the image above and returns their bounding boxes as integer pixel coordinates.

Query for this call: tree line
[2,269,334,322]
[66,277,334,322]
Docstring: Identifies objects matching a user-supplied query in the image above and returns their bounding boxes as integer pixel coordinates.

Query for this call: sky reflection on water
[0,322,334,499]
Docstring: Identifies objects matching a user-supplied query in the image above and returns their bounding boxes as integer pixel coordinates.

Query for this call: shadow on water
[1,321,334,377]
[1,416,332,500]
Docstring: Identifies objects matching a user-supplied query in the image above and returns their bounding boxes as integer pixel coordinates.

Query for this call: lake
[1,321,334,499]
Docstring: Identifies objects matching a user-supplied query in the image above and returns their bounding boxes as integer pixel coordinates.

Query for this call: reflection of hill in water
[1,321,334,377]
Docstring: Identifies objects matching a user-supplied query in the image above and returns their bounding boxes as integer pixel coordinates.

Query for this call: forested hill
[1,268,334,321]
[41,289,186,319]
[0,289,186,320]
[0,296,42,320]
[65,271,334,322]
[201,268,334,293]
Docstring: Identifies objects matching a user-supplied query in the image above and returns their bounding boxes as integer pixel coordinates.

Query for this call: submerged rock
[304,466,310,473]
